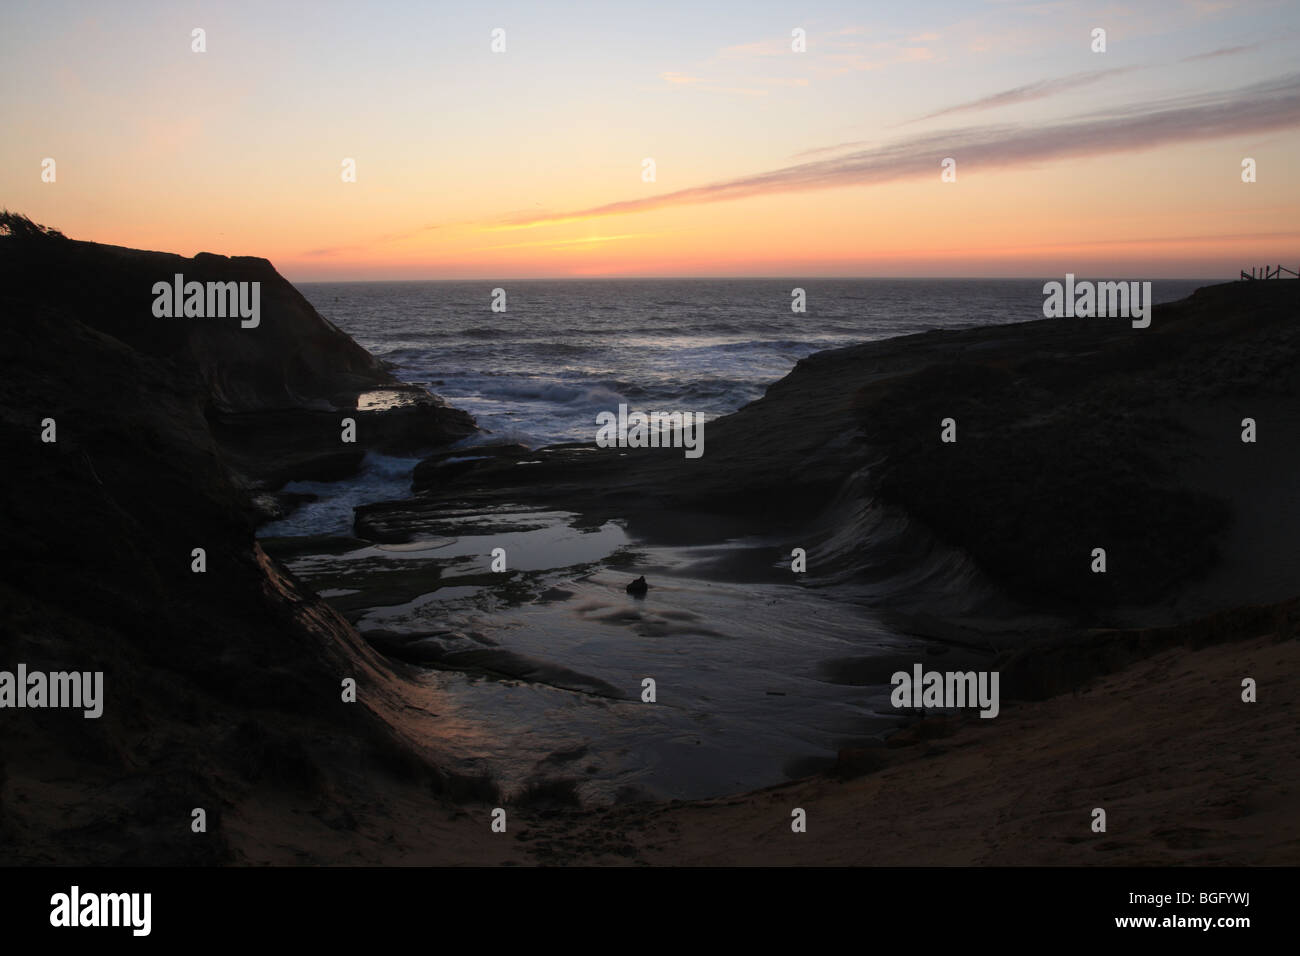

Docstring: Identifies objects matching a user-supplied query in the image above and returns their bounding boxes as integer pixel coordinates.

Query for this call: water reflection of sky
[275,510,913,804]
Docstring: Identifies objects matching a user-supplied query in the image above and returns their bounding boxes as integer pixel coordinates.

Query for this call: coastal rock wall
[853,280,1299,618]
[2,237,387,410]
[0,225,478,863]
[373,280,1299,623]
[0,228,476,488]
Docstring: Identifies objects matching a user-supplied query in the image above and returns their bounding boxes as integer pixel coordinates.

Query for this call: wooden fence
[1240,264,1299,280]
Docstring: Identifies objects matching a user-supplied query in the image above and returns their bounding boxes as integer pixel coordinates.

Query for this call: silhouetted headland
[2,215,1295,864]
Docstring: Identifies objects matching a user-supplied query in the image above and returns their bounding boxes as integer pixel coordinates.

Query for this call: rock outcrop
[359,279,1299,622]
[0,223,475,491]
[0,219,478,863]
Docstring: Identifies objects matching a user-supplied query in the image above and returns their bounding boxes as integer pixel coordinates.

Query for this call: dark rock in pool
[626,576,649,597]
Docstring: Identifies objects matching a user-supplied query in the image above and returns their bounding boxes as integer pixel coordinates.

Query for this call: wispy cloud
[1182,0,1246,17]
[716,38,788,59]
[657,59,803,96]
[911,67,1140,122]
[672,25,944,88]
[817,38,944,74]
[474,232,659,252]
[1181,41,1261,60]
[303,223,447,257]
[791,139,875,159]
[1017,229,1300,248]
[496,73,1300,229]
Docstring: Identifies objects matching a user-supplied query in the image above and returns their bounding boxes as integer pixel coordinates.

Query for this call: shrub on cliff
[0,210,65,241]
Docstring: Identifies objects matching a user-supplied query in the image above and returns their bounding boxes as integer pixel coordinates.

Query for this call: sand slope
[516,619,1298,865]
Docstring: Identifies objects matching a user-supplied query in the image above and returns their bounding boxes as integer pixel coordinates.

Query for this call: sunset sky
[3,0,1298,279]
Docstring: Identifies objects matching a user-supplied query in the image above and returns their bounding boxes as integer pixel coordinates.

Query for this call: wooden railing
[1240,264,1299,279]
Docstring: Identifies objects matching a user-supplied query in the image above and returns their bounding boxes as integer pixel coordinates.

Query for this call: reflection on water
[266,509,919,803]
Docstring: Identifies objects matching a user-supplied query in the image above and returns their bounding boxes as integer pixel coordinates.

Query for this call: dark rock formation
[411,442,533,492]
[0,220,477,863]
[360,280,1299,621]
[0,223,475,491]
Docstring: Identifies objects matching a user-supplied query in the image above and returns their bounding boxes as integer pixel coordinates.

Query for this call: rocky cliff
[0,219,479,863]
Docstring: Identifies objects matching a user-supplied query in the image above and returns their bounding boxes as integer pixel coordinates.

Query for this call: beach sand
[195,606,1294,865]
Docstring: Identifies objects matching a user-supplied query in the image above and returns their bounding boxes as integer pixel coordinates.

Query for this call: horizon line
[290,273,1238,284]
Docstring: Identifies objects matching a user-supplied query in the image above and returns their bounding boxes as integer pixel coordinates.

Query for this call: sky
[2,0,1299,279]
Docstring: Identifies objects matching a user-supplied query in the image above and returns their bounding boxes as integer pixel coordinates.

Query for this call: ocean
[260,278,1206,538]
[258,277,1210,800]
